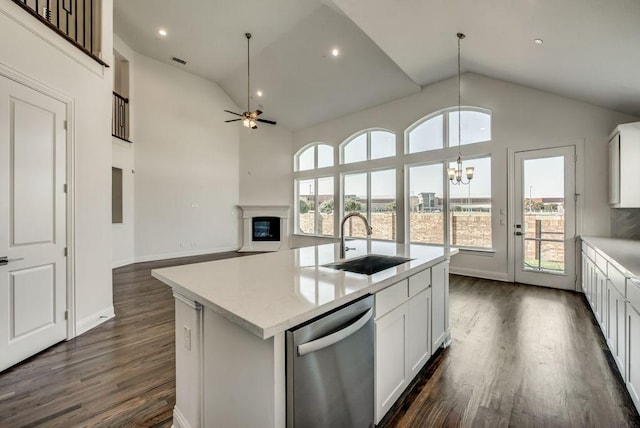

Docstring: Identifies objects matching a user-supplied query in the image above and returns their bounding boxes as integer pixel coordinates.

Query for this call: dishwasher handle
[297,308,373,357]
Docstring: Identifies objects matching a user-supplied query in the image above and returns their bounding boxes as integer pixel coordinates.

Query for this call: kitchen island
[152,240,457,428]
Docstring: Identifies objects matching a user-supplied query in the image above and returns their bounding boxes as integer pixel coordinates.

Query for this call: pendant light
[447,33,474,185]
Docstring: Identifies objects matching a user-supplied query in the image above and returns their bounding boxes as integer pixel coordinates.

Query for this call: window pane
[523,156,565,273]
[343,133,367,164]
[317,176,334,236]
[343,173,368,238]
[371,169,396,241]
[408,164,444,244]
[448,110,491,146]
[371,131,395,160]
[317,144,334,168]
[298,179,315,234]
[298,146,315,171]
[449,157,492,248]
[408,115,443,153]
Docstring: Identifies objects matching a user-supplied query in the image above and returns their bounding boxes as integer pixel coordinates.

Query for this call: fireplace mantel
[238,205,290,252]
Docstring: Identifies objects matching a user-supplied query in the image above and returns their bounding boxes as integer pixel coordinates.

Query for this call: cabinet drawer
[581,242,589,255]
[595,252,608,275]
[629,278,640,312]
[609,264,627,297]
[586,245,596,261]
[375,280,408,318]
[408,268,431,298]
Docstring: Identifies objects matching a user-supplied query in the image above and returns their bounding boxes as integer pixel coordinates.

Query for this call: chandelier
[447,33,474,185]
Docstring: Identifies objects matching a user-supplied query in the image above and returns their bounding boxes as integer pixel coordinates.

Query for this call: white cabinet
[407,288,431,379]
[609,122,640,208]
[431,262,449,350]
[374,261,448,424]
[375,301,408,423]
[607,280,626,377]
[627,301,640,410]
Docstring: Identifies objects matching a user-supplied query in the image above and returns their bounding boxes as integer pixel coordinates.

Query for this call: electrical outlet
[184,326,191,350]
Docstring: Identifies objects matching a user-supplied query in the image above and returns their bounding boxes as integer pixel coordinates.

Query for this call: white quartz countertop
[152,240,457,339]
[581,236,640,279]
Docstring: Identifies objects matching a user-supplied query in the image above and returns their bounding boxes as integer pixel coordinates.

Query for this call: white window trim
[294,142,334,172]
[294,175,335,237]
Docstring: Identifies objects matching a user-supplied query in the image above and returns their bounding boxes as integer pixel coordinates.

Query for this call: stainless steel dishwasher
[286,295,374,428]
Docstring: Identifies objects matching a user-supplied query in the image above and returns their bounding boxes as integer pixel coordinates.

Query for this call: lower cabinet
[627,302,640,410]
[374,261,447,424]
[606,280,626,377]
[375,301,408,423]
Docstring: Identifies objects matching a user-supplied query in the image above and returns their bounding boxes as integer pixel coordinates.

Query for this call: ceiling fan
[224,33,277,129]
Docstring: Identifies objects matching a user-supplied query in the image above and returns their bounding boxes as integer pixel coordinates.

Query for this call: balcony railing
[11,0,107,66]
[112,91,131,143]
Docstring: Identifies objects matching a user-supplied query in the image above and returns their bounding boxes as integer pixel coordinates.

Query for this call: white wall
[290,73,637,281]
[132,53,241,261]
[112,34,135,268]
[0,1,114,333]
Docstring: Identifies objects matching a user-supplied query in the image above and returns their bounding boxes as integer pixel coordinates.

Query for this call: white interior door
[514,146,576,289]
[0,76,67,372]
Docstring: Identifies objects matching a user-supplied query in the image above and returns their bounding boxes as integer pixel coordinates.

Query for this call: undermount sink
[323,254,413,275]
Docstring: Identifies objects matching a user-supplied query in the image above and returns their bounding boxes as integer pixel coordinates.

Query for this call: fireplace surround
[238,205,290,252]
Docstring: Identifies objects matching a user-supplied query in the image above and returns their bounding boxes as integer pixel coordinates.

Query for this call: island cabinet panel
[407,288,431,379]
[375,301,408,423]
[431,261,449,350]
[374,261,449,424]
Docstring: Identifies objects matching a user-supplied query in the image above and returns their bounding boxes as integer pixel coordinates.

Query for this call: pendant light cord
[457,33,463,157]
[246,33,251,113]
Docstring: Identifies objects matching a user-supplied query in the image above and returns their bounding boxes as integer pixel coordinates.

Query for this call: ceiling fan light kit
[448,32,474,186]
[224,33,277,130]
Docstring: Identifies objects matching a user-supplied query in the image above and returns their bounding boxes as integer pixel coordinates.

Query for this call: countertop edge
[581,236,640,280]
[153,251,455,340]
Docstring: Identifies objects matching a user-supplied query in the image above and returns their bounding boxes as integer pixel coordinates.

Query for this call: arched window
[340,129,396,164]
[294,143,334,171]
[406,107,491,154]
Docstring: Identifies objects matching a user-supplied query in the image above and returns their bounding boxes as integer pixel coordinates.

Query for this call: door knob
[0,257,24,266]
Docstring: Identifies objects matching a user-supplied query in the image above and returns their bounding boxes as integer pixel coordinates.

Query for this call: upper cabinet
[609,122,640,207]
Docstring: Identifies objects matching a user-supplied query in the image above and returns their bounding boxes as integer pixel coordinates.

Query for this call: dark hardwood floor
[0,255,638,427]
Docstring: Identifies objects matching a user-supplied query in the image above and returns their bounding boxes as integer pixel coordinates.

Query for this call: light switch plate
[184,326,191,350]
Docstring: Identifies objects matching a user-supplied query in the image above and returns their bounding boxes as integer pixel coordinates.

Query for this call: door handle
[297,308,373,356]
[0,257,24,266]
[515,231,523,236]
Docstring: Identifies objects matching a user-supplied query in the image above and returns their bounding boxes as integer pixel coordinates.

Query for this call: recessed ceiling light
[256,90,263,97]
[331,48,340,57]
[158,28,167,37]
[534,38,543,45]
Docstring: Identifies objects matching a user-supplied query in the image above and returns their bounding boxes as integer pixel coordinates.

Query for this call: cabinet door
[615,289,626,379]
[581,251,588,294]
[408,288,431,379]
[375,302,407,424]
[627,303,640,411]
[598,269,607,331]
[431,262,449,350]
[607,281,617,352]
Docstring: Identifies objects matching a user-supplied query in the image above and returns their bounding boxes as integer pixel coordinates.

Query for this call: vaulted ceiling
[114,0,640,131]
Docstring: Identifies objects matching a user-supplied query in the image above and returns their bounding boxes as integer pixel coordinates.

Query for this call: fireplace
[252,217,280,242]
[238,205,290,252]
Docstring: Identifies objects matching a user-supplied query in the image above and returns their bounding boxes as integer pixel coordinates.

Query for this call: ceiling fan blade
[224,110,243,117]
[225,119,242,123]
[257,118,277,125]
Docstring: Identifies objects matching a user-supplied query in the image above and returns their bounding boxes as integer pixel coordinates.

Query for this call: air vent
[171,56,187,65]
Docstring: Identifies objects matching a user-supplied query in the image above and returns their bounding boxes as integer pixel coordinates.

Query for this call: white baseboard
[449,266,510,282]
[172,407,191,428]
[112,258,135,269]
[76,307,115,336]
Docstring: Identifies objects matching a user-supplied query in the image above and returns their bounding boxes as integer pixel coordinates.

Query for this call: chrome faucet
[340,212,373,259]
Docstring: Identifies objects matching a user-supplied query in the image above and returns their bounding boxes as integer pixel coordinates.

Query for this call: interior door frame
[507,139,585,289]
[0,63,77,339]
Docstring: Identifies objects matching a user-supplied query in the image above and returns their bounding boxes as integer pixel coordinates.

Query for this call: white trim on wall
[76,306,115,336]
